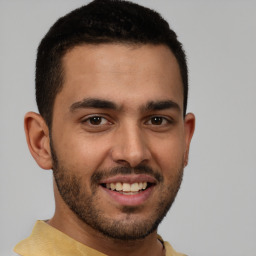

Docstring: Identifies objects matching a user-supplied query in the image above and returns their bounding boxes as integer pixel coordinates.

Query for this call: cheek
[54,132,110,175]
[151,135,185,172]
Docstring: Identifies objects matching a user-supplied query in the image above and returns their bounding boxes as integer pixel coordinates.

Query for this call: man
[14,0,195,255]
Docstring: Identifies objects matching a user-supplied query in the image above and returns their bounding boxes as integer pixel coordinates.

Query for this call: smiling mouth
[101,182,153,195]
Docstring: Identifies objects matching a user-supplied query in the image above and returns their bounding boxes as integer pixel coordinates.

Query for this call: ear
[24,112,52,170]
[183,113,196,167]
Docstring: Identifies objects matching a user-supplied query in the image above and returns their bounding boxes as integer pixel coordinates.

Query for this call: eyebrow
[143,100,181,112]
[70,98,117,112]
[70,98,181,113]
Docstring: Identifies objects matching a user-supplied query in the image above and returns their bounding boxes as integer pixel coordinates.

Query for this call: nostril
[115,160,131,167]
[110,136,151,168]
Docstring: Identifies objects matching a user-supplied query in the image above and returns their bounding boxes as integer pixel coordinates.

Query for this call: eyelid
[81,114,113,125]
[144,115,174,125]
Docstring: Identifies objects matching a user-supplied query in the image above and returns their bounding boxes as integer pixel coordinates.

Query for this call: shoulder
[10,250,20,256]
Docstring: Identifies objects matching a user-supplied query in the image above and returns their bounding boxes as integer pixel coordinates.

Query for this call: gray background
[1,1,255,255]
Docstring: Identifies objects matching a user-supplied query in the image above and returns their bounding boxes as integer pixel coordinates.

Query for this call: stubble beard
[50,143,184,241]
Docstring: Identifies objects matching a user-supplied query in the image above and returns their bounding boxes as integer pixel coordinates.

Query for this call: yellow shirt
[14,221,186,256]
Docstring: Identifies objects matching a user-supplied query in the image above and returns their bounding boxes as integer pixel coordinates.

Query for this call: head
[25,0,195,242]
[35,0,188,129]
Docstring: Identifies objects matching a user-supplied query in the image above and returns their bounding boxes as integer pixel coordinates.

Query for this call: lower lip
[100,186,154,207]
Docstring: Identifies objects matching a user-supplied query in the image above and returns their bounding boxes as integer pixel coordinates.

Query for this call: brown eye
[145,116,171,126]
[150,116,164,125]
[86,116,108,125]
[89,117,102,125]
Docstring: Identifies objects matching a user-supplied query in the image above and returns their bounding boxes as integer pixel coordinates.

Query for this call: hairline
[48,41,185,129]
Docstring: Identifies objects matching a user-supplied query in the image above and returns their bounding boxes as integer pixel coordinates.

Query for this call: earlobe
[184,113,196,167]
[24,112,52,170]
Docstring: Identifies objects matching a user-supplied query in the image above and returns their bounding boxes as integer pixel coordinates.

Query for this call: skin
[24,44,195,256]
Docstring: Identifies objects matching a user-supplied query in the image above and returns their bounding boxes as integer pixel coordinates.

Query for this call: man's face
[50,44,193,240]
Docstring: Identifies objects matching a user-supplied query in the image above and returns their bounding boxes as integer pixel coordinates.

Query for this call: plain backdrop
[1,1,255,255]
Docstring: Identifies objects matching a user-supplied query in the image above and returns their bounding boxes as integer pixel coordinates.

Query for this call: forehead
[57,43,183,111]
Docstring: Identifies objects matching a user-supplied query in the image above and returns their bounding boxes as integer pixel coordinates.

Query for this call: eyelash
[81,115,111,126]
[81,115,173,127]
[145,116,173,126]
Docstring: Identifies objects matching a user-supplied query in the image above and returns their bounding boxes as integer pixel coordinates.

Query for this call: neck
[48,183,164,256]
[48,213,164,256]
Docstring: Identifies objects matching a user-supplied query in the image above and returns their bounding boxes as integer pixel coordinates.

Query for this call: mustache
[91,164,163,184]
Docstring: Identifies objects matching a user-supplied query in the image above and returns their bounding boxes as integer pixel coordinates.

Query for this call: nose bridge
[111,120,150,167]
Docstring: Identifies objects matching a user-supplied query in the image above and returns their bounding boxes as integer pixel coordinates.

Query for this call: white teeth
[130,183,139,192]
[106,182,148,192]
[110,183,115,190]
[116,182,122,191]
[123,183,131,192]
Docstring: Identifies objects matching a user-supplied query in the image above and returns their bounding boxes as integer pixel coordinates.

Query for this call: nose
[110,124,151,167]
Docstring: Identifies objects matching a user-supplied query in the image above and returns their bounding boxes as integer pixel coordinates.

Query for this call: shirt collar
[14,220,184,256]
[14,220,107,256]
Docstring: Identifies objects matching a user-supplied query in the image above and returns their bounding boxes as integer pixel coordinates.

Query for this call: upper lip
[99,174,157,184]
